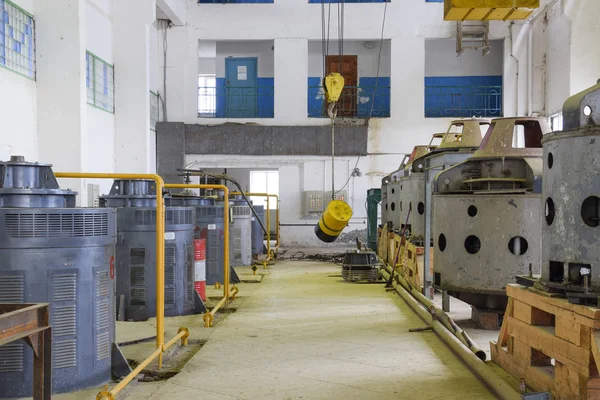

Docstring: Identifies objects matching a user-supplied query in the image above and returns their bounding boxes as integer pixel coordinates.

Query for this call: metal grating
[5,212,109,238]
[96,270,109,298]
[96,331,110,361]
[95,268,111,362]
[232,206,252,216]
[197,206,224,218]
[166,209,193,225]
[53,339,77,369]
[130,248,146,306]
[0,274,24,302]
[165,245,176,305]
[52,305,77,337]
[184,244,194,304]
[0,343,24,372]
[134,210,156,226]
[52,274,77,302]
[95,298,109,333]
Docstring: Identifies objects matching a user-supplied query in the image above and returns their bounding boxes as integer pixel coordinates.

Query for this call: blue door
[225,57,258,118]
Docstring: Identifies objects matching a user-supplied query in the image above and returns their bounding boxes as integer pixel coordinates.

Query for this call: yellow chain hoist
[314,72,354,243]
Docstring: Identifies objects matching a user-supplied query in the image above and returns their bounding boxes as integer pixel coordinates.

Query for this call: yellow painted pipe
[163,327,190,351]
[165,184,234,326]
[96,347,162,400]
[54,172,169,368]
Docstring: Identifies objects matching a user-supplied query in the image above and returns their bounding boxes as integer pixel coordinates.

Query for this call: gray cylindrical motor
[0,156,117,397]
[100,180,196,321]
[540,81,600,300]
[433,118,549,311]
[251,204,265,257]
[166,195,234,285]
[230,204,253,266]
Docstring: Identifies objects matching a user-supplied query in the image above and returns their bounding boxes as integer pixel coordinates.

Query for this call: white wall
[186,154,372,247]
[85,0,115,196]
[198,41,275,77]
[425,39,504,77]
[0,0,37,161]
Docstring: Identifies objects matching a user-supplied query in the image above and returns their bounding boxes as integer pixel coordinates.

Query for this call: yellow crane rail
[444,0,539,21]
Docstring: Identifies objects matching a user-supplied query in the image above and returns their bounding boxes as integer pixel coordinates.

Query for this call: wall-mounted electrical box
[87,183,100,207]
[327,190,348,203]
[303,191,325,217]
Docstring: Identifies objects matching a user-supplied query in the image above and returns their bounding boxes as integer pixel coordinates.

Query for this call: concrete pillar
[569,0,600,95]
[274,38,308,124]
[35,0,87,199]
[113,0,156,173]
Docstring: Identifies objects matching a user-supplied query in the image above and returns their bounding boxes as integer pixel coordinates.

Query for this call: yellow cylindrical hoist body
[315,200,353,243]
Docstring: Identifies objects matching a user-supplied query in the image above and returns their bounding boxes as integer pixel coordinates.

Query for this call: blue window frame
[0,0,35,79]
[425,0,444,2]
[198,0,273,3]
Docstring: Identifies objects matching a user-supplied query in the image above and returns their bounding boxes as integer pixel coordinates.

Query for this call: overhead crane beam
[444,0,540,21]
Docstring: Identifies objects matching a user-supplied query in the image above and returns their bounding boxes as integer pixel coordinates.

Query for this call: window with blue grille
[0,0,35,79]
[198,0,273,3]
[86,51,114,113]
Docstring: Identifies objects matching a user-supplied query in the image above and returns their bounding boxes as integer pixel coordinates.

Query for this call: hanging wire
[335,1,388,195]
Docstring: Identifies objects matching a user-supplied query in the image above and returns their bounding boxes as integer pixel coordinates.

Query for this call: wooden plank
[498,299,514,346]
[555,361,582,399]
[507,284,600,321]
[556,315,582,346]
[494,338,555,394]
[591,331,600,379]
[506,285,600,328]
[506,316,590,375]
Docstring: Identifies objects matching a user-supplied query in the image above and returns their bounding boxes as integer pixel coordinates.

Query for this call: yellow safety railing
[54,173,190,400]
[164,184,237,328]
[231,192,280,258]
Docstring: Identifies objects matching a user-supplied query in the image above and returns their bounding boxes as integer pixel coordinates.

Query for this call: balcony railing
[308,84,391,118]
[425,85,503,118]
[198,83,274,118]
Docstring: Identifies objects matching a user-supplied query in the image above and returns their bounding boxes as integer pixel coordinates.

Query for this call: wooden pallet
[403,242,434,297]
[377,228,387,261]
[491,284,600,399]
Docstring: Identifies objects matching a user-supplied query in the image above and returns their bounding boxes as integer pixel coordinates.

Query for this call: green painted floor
[55,259,495,399]
[120,260,494,399]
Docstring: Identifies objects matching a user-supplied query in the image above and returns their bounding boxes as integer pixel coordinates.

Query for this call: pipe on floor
[380,269,520,400]
[203,286,239,328]
[383,264,486,360]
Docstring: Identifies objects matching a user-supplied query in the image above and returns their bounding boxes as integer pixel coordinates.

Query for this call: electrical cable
[334,1,388,195]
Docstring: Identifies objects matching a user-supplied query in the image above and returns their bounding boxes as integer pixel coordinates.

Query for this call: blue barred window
[0,0,35,79]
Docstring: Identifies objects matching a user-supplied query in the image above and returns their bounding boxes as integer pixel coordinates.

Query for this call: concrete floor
[111,259,495,400]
